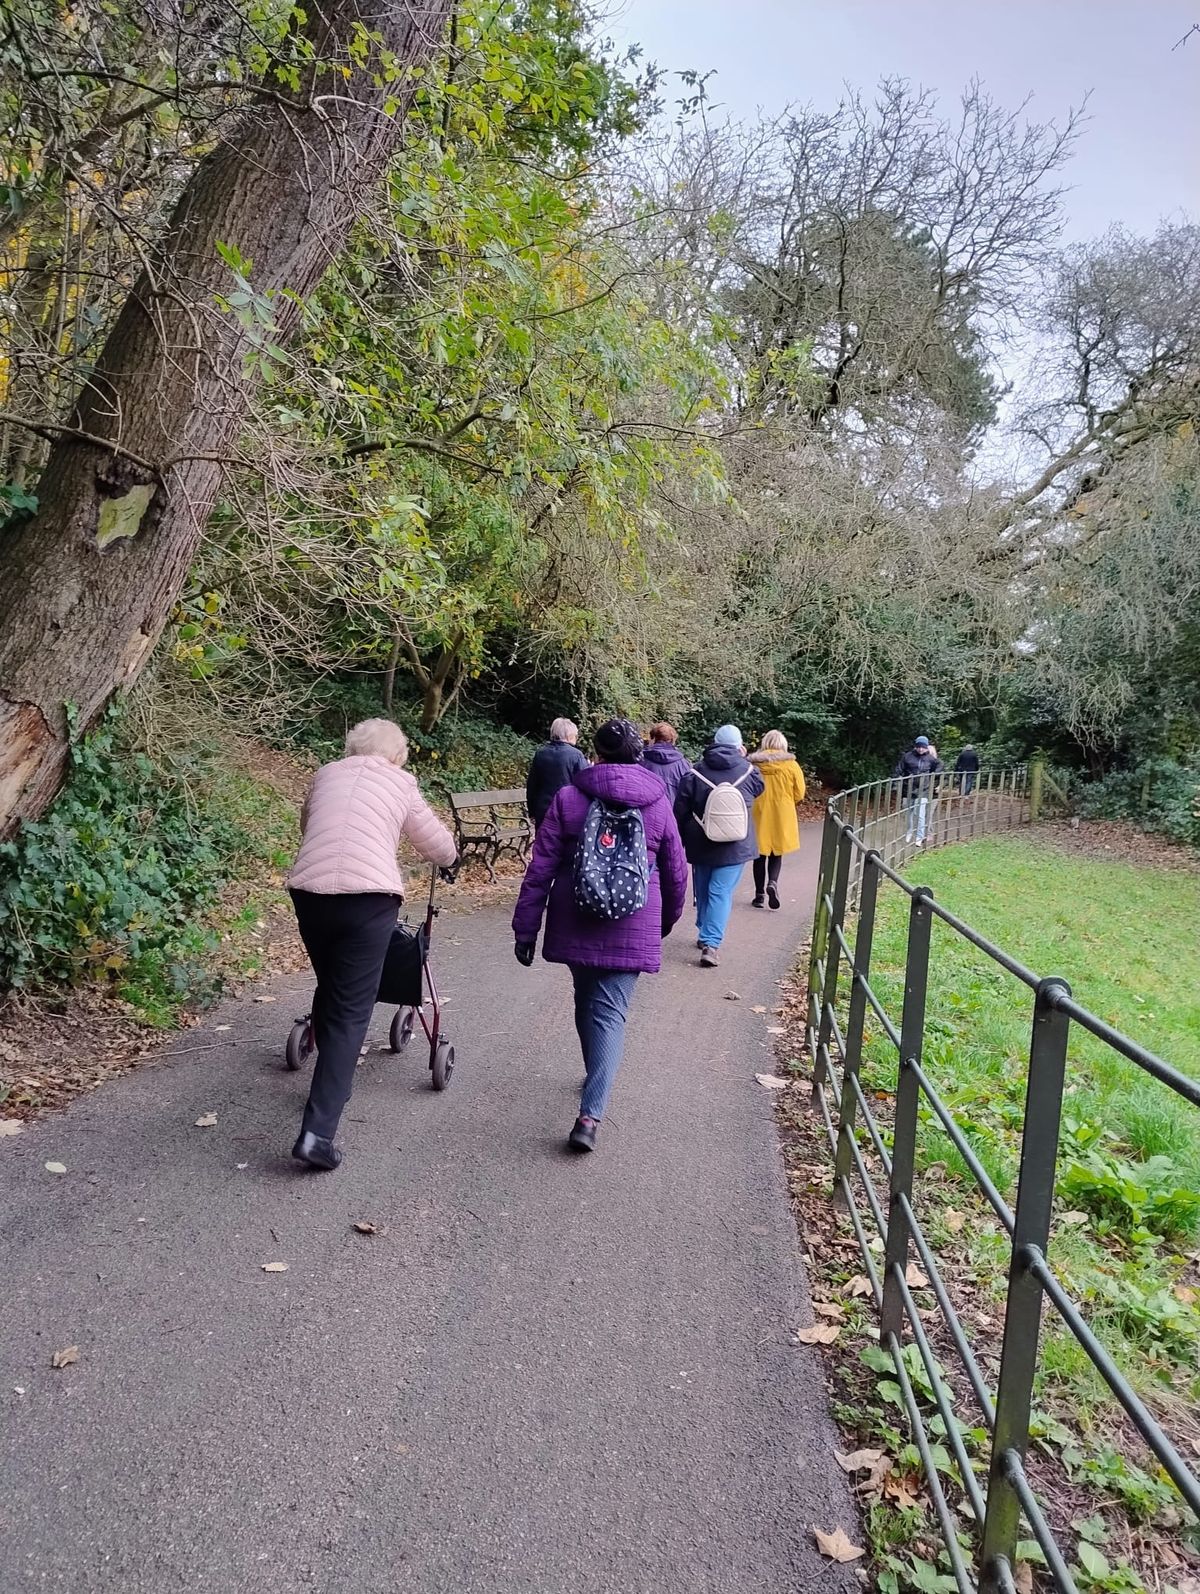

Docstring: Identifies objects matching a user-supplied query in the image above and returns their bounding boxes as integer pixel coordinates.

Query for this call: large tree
[0,0,453,835]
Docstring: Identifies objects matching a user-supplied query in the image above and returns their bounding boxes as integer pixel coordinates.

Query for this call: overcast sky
[611,0,1199,243]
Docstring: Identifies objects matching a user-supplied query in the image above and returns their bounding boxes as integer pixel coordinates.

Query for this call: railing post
[834,850,881,1188]
[812,826,854,1101]
[880,887,933,1340]
[808,810,840,1040]
[978,977,1072,1593]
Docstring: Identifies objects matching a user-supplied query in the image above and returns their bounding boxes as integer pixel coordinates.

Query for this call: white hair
[761,730,789,753]
[345,718,409,765]
[550,717,579,744]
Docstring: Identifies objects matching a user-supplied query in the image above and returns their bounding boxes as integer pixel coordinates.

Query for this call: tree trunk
[0,0,452,837]
[420,679,444,734]
[382,631,403,715]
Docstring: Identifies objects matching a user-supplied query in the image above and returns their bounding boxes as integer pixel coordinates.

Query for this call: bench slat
[449,788,526,811]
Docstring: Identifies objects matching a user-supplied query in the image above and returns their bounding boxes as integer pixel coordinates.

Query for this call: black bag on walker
[376,925,426,1006]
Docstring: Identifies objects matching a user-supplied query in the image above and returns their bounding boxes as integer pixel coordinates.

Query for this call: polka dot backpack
[573,797,650,921]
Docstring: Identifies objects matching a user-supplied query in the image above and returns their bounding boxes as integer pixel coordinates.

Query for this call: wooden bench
[447,788,533,882]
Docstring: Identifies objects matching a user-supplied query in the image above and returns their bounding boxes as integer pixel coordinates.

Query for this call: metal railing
[836,765,1032,905]
[806,787,1200,1593]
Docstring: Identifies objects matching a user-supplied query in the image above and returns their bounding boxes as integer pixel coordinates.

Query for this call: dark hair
[593,717,643,764]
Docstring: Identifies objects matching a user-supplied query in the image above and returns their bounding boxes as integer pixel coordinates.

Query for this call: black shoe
[767,883,780,910]
[568,1115,599,1153]
[291,1130,342,1171]
[752,893,766,908]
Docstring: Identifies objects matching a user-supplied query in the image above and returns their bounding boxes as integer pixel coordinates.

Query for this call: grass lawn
[825,833,1200,1588]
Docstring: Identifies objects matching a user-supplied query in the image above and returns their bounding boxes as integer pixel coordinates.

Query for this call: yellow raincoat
[749,752,807,855]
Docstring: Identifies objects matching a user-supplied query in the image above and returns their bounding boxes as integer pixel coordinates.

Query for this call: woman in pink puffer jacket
[287,719,456,1170]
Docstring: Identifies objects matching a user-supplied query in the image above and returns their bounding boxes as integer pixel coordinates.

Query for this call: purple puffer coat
[512,763,688,972]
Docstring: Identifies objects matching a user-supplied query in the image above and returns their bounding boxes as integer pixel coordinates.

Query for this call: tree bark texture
[0,0,453,837]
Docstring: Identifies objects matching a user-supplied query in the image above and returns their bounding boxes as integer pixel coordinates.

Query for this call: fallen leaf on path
[1060,1209,1089,1225]
[1013,1564,1034,1594]
[766,1026,786,1035]
[352,1221,378,1235]
[44,1161,67,1174]
[261,1261,289,1273]
[750,1005,767,1014]
[724,991,741,1001]
[813,1527,864,1563]
[847,1275,873,1298]
[885,1473,922,1509]
[814,1302,844,1320]
[754,1073,788,1091]
[0,1118,23,1136]
[214,1025,231,1033]
[51,1346,79,1369]
[194,1113,218,1128]
[944,1209,965,1234]
[835,1448,885,1473]
[253,995,276,1004]
[236,1162,248,1170]
[905,1262,930,1288]
[796,1323,840,1345]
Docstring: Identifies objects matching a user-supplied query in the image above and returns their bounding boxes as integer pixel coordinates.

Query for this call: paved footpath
[2,826,857,1593]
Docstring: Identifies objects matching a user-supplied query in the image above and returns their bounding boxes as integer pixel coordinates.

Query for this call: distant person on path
[893,734,944,847]
[526,717,588,827]
[641,721,691,805]
[287,719,457,1170]
[674,725,764,968]
[748,731,807,909]
[955,744,980,794]
[511,717,688,1154]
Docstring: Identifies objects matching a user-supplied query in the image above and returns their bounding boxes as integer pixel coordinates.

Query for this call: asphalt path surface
[2,826,859,1593]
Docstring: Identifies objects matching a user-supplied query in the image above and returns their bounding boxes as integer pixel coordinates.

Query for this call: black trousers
[290,890,400,1140]
[752,854,783,895]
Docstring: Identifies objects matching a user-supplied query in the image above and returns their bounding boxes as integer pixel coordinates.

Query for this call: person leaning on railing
[892,735,944,847]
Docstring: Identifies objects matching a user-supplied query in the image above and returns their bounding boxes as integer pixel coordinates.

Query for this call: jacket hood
[699,744,749,774]
[749,749,794,766]
[642,743,688,769]
[576,761,667,809]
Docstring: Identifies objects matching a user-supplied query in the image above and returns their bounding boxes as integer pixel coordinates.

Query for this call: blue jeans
[906,797,929,842]
[571,967,640,1122]
[693,862,744,949]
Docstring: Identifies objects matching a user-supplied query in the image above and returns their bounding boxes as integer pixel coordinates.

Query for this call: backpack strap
[693,772,715,791]
[730,768,751,789]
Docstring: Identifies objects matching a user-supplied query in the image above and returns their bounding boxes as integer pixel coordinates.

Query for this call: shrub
[0,710,284,1016]
[1076,758,1200,847]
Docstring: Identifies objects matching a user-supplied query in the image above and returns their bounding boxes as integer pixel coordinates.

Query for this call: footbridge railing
[805,779,1200,1593]
[835,765,1032,905]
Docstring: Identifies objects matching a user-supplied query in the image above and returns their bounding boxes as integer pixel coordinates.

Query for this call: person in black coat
[954,745,980,795]
[892,736,944,846]
[526,718,588,826]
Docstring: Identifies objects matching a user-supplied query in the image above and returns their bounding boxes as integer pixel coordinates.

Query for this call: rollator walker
[284,863,458,1091]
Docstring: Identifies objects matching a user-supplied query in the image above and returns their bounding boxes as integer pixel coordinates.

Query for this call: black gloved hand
[514,939,536,967]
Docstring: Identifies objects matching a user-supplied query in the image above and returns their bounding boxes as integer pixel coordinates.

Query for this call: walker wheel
[285,1017,315,1072]
[390,1006,416,1053]
[431,1039,454,1092]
